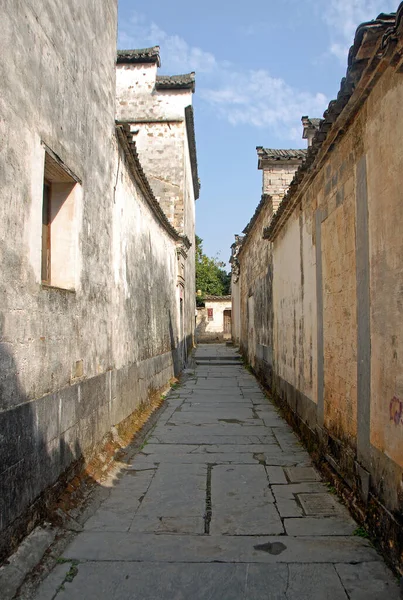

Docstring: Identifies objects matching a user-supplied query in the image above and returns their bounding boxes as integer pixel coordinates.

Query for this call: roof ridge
[115,123,191,249]
[155,73,196,92]
[257,148,307,163]
[258,147,307,152]
[117,47,161,67]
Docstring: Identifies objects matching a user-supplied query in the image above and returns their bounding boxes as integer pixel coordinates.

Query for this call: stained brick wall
[262,162,301,212]
[237,19,403,556]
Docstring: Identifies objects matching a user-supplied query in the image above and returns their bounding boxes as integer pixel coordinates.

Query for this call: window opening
[41,181,51,283]
[41,149,80,290]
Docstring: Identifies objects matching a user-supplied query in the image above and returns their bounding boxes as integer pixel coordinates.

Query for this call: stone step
[195,356,241,363]
[196,361,242,366]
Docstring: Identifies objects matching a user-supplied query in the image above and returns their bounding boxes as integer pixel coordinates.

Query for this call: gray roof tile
[204,295,232,301]
[256,147,307,161]
[156,73,195,92]
[117,47,161,66]
[115,123,191,249]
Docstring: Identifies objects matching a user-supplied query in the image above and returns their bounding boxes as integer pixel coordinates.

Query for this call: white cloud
[201,71,327,136]
[318,0,397,62]
[118,11,217,74]
[118,12,328,140]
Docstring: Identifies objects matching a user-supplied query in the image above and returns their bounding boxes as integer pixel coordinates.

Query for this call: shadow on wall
[195,313,208,340]
[0,309,90,561]
[195,313,225,344]
[0,241,184,562]
[168,309,181,377]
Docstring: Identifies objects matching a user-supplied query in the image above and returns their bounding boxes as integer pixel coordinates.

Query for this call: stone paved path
[35,345,399,599]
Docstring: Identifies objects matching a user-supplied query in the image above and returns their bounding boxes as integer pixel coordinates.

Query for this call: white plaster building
[196,296,232,342]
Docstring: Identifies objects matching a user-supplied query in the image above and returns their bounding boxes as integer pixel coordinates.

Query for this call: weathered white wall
[231,278,241,345]
[237,13,403,569]
[272,211,317,406]
[116,64,190,122]
[205,301,231,333]
[196,300,231,342]
[111,139,179,372]
[116,62,197,354]
[0,0,197,556]
[238,197,273,375]
[0,0,118,552]
[365,66,403,476]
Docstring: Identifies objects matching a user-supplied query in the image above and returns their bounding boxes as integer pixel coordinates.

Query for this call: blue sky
[118,0,397,267]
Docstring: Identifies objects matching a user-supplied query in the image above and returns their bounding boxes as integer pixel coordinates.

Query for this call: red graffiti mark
[389,396,403,425]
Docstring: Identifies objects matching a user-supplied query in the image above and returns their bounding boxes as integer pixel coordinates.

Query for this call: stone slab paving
[34,344,400,599]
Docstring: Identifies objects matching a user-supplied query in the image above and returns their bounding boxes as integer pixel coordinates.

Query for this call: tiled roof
[116,123,191,249]
[117,47,161,66]
[257,147,307,161]
[204,295,232,302]
[185,106,200,200]
[242,194,271,235]
[156,73,196,92]
[263,3,403,242]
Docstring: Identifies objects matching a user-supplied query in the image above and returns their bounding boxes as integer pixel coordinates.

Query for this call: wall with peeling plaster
[236,32,403,559]
[238,197,274,384]
[0,0,197,557]
[116,63,197,357]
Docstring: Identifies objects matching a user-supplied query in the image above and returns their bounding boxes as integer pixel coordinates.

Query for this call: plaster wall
[231,278,241,345]
[116,64,190,122]
[238,199,273,376]
[182,125,197,353]
[237,49,403,525]
[0,0,195,553]
[320,131,360,449]
[134,121,185,227]
[205,301,231,334]
[365,67,403,481]
[272,208,317,410]
[0,0,117,545]
[0,0,118,409]
[116,65,196,354]
[111,140,179,370]
[196,300,231,342]
[116,66,193,231]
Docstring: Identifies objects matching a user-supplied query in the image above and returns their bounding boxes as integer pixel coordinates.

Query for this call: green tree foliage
[195,236,231,306]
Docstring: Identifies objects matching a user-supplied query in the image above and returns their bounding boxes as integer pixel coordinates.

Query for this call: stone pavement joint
[31,344,399,599]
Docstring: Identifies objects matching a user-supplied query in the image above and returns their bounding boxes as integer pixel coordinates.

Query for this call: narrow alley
[33,345,399,599]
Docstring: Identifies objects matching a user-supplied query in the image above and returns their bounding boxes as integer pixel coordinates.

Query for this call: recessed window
[41,149,81,290]
[207,308,214,321]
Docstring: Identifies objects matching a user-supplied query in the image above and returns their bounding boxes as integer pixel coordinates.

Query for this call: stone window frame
[41,145,82,291]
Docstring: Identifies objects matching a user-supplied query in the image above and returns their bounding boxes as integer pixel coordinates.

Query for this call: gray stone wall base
[246,359,403,575]
[0,351,175,560]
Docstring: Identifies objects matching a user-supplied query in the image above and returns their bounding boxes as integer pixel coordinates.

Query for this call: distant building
[256,147,306,214]
[196,296,232,342]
